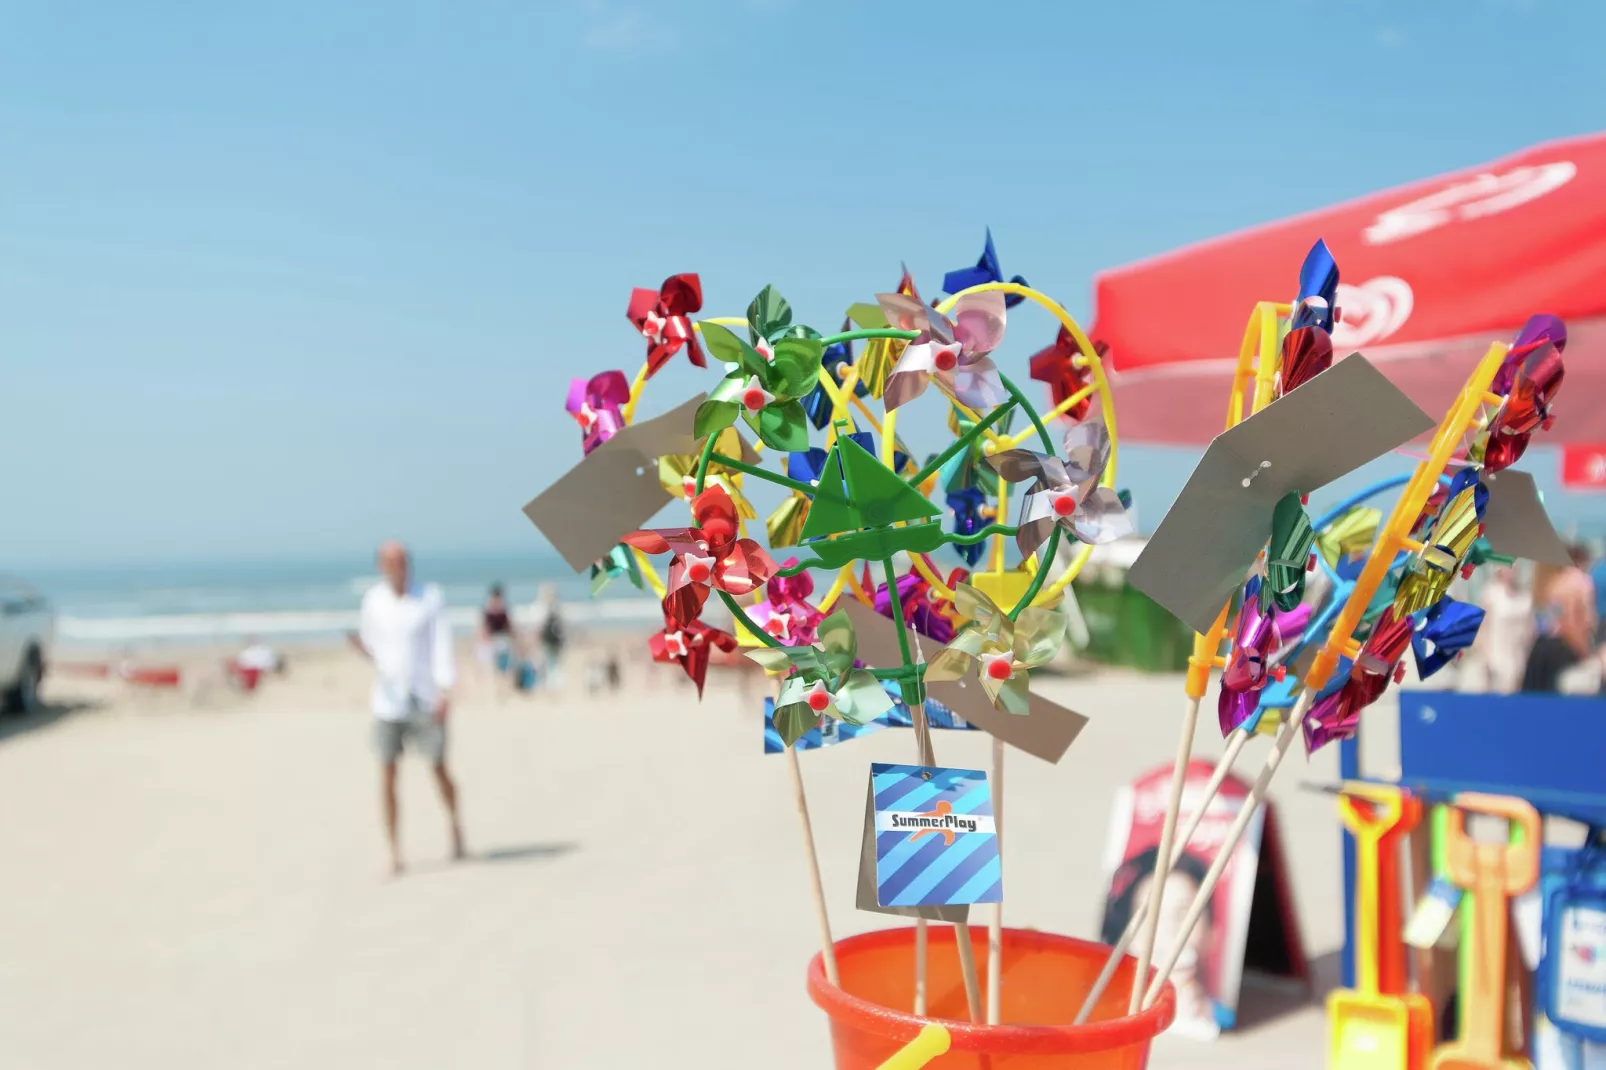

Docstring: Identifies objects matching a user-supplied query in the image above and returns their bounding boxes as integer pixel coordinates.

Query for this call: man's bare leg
[382,761,403,876]
[433,762,465,860]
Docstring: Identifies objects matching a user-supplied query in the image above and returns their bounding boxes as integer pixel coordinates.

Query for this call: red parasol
[1092,132,1606,444]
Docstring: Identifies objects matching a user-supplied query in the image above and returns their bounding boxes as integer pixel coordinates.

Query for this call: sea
[25,550,661,648]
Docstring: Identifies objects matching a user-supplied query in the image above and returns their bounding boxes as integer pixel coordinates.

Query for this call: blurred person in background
[1521,545,1602,695]
[537,582,566,691]
[475,583,518,691]
[348,541,465,874]
[1460,566,1533,694]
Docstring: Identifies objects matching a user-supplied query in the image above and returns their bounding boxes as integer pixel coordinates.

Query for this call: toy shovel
[1429,792,1541,1070]
[1330,783,1433,1070]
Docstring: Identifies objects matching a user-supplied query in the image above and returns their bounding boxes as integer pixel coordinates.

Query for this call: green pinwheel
[745,608,894,746]
[1260,492,1315,613]
[693,286,824,452]
[923,583,1067,715]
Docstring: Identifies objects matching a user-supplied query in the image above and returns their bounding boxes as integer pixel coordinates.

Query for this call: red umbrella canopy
[1093,132,1606,444]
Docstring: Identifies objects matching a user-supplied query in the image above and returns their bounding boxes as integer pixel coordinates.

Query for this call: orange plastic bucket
[808,926,1175,1069]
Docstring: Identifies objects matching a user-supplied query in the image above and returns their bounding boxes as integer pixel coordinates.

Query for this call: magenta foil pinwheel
[747,562,824,647]
[565,370,631,455]
[987,420,1132,556]
[875,289,1008,412]
[1217,577,1283,736]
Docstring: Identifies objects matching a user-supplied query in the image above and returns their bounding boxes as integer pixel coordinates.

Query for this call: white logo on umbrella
[1363,162,1576,245]
[1330,276,1414,348]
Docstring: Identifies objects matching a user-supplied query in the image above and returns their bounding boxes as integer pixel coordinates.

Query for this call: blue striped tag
[763,686,978,754]
[871,763,1001,908]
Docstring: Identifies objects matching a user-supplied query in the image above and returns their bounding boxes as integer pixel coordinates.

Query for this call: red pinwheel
[748,561,824,646]
[622,484,776,627]
[1029,328,1098,423]
[1482,322,1566,473]
[565,370,630,455]
[627,273,707,378]
[649,615,737,697]
[1302,606,1415,752]
[1278,326,1334,396]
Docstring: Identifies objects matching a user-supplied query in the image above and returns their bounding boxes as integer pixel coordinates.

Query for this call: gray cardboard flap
[1128,355,1435,635]
[1481,469,1571,566]
[840,599,1089,764]
[523,395,706,572]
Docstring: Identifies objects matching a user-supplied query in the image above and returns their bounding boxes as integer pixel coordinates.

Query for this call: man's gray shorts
[373,707,446,765]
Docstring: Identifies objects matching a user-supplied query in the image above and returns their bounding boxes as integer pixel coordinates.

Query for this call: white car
[0,577,53,714]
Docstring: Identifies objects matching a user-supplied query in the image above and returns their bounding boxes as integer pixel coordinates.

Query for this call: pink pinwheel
[875,290,1008,411]
[627,273,707,378]
[747,561,824,646]
[1482,322,1566,473]
[987,420,1132,555]
[565,371,631,455]
[1217,577,1284,736]
[1302,606,1415,752]
[622,485,776,627]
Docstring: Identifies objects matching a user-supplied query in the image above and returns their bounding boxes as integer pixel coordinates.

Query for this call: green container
[1072,576,1192,673]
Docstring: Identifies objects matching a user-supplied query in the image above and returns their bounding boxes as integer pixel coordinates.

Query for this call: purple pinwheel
[565,371,631,455]
[875,290,1008,411]
[1217,577,1283,736]
[1302,605,1414,752]
[874,567,959,645]
[987,420,1132,556]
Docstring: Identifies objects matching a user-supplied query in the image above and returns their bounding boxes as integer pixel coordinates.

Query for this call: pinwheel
[627,273,706,377]
[747,562,825,646]
[1288,238,1339,333]
[658,426,759,522]
[1029,328,1097,423]
[1392,467,1487,614]
[1411,597,1485,678]
[1260,492,1315,613]
[1218,577,1286,736]
[946,488,992,567]
[1278,325,1334,397]
[876,290,1008,412]
[692,287,824,452]
[622,484,776,627]
[942,228,1029,308]
[942,405,1009,498]
[924,583,1067,715]
[565,371,631,455]
[589,544,645,597]
[803,319,870,429]
[1315,505,1382,571]
[1302,605,1415,752]
[874,561,964,644]
[987,420,1132,556]
[745,609,895,747]
[1480,321,1566,473]
[1491,314,1566,394]
[651,615,737,698]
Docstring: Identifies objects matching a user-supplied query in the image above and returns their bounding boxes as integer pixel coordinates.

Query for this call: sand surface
[0,642,1395,1068]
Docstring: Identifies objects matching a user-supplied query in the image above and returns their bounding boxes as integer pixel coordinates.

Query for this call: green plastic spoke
[708,451,817,497]
[911,399,1019,488]
[818,328,920,347]
[944,523,1020,546]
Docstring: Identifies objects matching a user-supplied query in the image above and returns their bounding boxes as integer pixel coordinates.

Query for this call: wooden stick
[1142,697,1309,1008]
[954,921,986,1024]
[1075,726,1251,1023]
[785,743,839,986]
[987,736,1004,1024]
[1127,694,1203,1012]
[914,919,928,1016]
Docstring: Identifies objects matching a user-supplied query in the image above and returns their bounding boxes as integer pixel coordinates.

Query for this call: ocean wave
[57,598,663,644]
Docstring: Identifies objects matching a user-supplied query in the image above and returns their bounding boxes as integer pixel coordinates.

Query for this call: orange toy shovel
[1429,793,1541,1070]
[1331,783,1433,1070]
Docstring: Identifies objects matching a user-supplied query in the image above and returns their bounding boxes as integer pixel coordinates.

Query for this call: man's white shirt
[360,582,456,721]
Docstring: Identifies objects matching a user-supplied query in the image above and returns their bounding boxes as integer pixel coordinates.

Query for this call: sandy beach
[0,638,1385,1069]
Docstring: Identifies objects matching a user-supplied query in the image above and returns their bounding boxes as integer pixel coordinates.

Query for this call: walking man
[348,540,465,874]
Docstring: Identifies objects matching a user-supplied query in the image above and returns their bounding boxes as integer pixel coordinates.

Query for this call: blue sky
[3,0,1603,568]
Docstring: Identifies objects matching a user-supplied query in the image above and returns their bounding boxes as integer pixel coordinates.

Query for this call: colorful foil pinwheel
[1303,605,1415,752]
[987,420,1132,556]
[1392,467,1486,615]
[1029,329,1097,424]
[924,583,1067,715]
[566,371,631,455]
[590,544,645,597]
[627,273,706,377]
[1278,326,1334,397]
[946,488,992,567]
[1480,316,1567,473]
[651,615,737,698]
[1411,597,1485,678]
[747,562,824,647]
[622,484,776,627]
[1289,239,1339,333]
[1316,505,1382,570]
[874,561,963,644]
[745,609,895,747]
[876,290,1008,412]
[803,318,870,429]
[693,287,824,452]
[1218,577,1283,736]
[942,228,1029,308]
[658,426,758,522]
[1261,493,1315,613]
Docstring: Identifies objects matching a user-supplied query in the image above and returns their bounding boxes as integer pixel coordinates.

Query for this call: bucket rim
[806,926,1175,1055]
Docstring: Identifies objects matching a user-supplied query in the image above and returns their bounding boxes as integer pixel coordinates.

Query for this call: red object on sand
[1090,132,1606,444]
[122,665,181,688]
